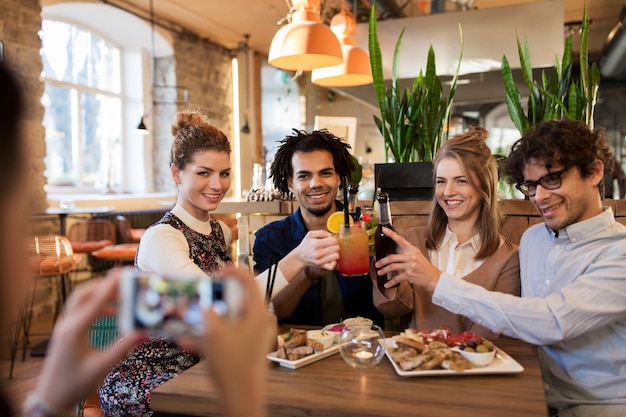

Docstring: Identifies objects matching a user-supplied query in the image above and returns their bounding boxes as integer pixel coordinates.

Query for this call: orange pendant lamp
[311,4,372,87]
[268,0,343,71]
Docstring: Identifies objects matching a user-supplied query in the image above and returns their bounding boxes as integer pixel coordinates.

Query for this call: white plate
[384,338,524,377]
[267,344,340,369]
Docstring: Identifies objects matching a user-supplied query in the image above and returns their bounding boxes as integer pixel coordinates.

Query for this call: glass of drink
[337,223,370,276]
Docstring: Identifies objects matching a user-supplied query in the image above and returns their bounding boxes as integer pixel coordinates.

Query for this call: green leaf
[499,2,599,131]
[350,155,363,185]
[501,55,528,134]
[367,6,463,162]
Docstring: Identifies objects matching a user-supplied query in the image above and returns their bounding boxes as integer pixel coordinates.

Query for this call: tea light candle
[355,351,374,363]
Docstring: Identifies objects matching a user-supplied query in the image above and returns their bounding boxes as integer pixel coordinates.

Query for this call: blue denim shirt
[253,203,384,327]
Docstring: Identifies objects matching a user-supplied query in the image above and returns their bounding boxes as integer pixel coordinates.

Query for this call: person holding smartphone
[98,111,235,416]
[0,62,270,417]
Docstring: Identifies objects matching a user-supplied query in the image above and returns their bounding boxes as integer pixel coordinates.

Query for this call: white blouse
[428,227,485,278]
[135,204,232,278]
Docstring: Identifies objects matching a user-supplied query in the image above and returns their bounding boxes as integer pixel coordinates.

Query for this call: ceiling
[105,0,625,62]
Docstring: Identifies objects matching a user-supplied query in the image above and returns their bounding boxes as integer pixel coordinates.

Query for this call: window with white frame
[41,19,122,190]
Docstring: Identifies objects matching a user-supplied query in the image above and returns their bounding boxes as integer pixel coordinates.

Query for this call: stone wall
[1,0,47,212]
[1,0,54,319]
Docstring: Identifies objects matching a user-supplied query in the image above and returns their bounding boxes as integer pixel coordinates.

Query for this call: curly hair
[170,110,231,170]
[269,129,356,193]
[426,126,505,259]
[501,119,614,197]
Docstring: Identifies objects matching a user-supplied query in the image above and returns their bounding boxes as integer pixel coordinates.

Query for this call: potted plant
[501,6,600,134]
[368,5,464,200]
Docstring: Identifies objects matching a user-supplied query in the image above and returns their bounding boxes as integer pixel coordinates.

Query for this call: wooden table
[151,338,548,417]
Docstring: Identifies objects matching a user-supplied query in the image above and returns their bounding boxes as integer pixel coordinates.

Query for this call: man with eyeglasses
[375,119,626,417]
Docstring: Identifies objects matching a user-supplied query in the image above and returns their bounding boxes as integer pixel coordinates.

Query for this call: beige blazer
[373,226,520,339]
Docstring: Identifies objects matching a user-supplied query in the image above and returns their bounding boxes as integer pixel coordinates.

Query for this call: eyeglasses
[516,170,566,197]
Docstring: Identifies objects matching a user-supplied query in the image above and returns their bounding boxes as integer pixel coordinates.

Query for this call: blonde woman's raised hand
[373,227,442,292]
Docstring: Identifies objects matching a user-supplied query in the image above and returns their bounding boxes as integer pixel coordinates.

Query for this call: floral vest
[149,211,232,274]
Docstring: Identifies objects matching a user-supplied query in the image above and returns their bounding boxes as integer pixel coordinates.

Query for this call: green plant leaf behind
[499,2,599,132]
[368,8,462,163]
[368,5,393,160]
[501,55,529,134]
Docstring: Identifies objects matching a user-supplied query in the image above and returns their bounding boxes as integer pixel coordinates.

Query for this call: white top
[429,227,485,277]
[136,204,232,279]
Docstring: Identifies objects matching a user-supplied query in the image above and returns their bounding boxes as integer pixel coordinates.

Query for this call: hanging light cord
[149,0,156,86]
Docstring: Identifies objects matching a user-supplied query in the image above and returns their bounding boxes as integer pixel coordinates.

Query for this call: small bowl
[307,330,335,349]
[322,323,345,344]
[342,317,373,333]
[457,347,496,367]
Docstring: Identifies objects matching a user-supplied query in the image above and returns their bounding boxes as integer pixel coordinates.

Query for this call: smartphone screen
[120,269,243,338]
[131,274,212,337]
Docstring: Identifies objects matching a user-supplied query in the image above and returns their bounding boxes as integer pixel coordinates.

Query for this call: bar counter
[151,337,547,417]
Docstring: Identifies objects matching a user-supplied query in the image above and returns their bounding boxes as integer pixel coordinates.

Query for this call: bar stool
[92,243,138,265]
[8,235,78,378]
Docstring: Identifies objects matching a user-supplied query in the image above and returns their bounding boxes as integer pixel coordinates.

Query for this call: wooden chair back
[115,215,133,243]
[68,219,116,243]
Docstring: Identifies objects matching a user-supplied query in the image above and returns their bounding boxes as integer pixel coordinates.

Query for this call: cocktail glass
[337,223,370,276]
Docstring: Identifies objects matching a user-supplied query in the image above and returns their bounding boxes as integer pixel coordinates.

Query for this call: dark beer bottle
[375,191,398,290]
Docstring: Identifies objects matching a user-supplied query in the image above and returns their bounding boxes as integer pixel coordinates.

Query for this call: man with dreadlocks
[253,129,384,327]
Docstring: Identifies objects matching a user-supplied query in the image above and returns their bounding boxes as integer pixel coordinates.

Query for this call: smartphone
[119,268,244,339]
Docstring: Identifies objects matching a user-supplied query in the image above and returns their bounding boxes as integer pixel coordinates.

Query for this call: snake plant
[501,5,600,134]
[368,5,463,162]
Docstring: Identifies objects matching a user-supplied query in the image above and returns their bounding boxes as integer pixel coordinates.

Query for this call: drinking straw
[265,256,277,304]
[265,257,272,302]
[269,260,277,300]
[343,176,350,228]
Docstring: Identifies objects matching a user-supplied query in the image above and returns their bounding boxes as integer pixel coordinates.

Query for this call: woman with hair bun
[99,110,234,416]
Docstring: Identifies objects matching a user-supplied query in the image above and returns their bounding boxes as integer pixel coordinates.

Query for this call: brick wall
[1,0,47,213]
[1,0,53,319]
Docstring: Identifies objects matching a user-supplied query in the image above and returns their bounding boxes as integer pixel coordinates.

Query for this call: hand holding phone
[119,268,244,339]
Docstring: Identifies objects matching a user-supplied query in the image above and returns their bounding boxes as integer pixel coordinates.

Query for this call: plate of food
[385,327,524,377]
[266,328,340,369]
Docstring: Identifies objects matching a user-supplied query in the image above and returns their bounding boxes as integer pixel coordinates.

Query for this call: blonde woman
[373,127,520,338]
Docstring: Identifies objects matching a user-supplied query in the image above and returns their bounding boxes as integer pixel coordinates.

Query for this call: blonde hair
[426,126,505,259]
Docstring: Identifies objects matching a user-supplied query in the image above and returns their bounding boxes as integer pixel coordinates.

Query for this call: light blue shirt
[433,207,626,413]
